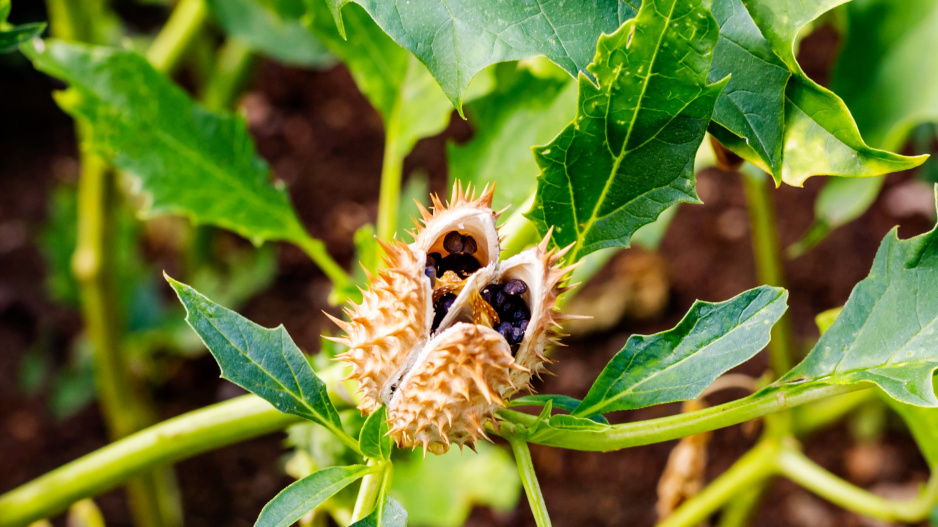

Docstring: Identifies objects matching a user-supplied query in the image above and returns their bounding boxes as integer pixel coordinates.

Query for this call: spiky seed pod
[386,323,526,454]
[332,183,575,454]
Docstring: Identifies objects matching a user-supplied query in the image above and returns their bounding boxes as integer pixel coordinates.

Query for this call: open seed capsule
[331,183,575,454]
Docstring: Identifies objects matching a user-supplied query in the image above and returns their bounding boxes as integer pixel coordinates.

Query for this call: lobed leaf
[24,40,316,248]
[510,394,609,424]
[575,286,788,417]
[781,189,938,406]
[707,0,789,176]
[727,0,927,186]
[167,277,344,431]
[323,0,639,110]
[349,496,407,527]
[256,465,373,527]
[525,0,726,261]
[207,0,333,67]
[358,406,392,461]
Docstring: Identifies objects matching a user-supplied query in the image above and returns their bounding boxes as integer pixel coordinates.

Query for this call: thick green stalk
[350,460,387,522]
[657,442,779,527]
[0,396,302,527]
[200,38,255,112]
[499,383,864,451]
[739,163,795,379]
[775,449,938,523]
[508,434,552,527]
[375,100,404,245]
[715,481,768,527]
[146,0,208,74]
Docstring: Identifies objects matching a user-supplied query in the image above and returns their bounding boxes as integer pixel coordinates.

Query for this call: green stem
[376,102,404,245]
[715,479,769,527]
[499,192,540,258]
[508,434,552,527]
[295,235,354,294]
[499,383,865,451]
[740,163,794,379]
[146,0,208,74]
[350,460,386,523]
[656,441,779,527]
[792,389,876,437]
[200,38,255,112]
[775,449,938,523]
[0,396,300,527]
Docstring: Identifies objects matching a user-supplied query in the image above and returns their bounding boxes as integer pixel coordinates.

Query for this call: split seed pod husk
[332,183,575,454]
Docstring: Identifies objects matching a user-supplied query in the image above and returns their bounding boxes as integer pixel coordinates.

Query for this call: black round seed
[503,279,528,295]
[461,235,477,255]
[432,293,458,331]
[510,326,525,344]
[443,231,464,254]
[493,290,507,308]
[496,322,513,341]
[518,319,529,332]
[480,284,500,303]
[425,266,437,286]
[427,252,441,268]
[512,309,529,322]
[440,293,457,311]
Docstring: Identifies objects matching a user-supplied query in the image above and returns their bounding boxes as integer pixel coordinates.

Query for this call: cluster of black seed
[424,231,482,288]
[480,279,529,353]
[428,231,484,331]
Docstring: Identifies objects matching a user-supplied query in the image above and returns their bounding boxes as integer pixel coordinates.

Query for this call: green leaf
[391,442,520,527]
[449,67,577,212]
[207,0,333,67]
[707,0,790,176]
[831,0,938,152]
[525,0,726,261]
[349,496,407,527]
[167,276,344,431]
[24,40,314,248]
[323,0,638,109]
[737,0,927,186]
[782,190,938,406]
[575,286,788,416]
[0,0,44,53]
[882,384,938,467]
[359,406,392,461]
[510,394,609,424]
[256,465,373,527]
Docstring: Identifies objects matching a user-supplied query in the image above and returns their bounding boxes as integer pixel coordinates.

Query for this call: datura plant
[3,0,938,526]
[330,184,574,454]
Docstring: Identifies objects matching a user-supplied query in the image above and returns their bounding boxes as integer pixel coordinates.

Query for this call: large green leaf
[390,442,520,527]
[0,0,44,53]
[575,286,788,417]
[832,0,938,152]
[781,190,938,406]
[167,277,345,432]
[736,0,926,186]
[207,0,333,67]
[349,497,407,527]
[25,40,315,248]
[256,465,373,527]
[449,67,577,212]
[707,0,790,176]
[525,0,726,261]
[322,0,638,109]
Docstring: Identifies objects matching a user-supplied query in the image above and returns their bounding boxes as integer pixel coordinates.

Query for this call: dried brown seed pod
[331,183,575,454]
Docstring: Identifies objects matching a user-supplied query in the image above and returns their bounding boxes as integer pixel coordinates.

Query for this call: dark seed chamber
[480,278,530,354]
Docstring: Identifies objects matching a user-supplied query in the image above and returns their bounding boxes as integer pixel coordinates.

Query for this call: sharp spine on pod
[331,182,576,454]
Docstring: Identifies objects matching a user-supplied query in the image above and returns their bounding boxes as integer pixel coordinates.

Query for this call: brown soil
[1,6,935,527]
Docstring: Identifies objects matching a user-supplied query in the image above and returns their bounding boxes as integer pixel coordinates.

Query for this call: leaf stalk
[507,432,552,527]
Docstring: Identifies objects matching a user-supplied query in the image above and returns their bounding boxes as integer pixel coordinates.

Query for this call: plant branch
[375,87,405,246]
[200,38,255,112]
[350,460,387,523]
[740,163,795,379]
[656,441,779,527]
[146,0,208,74]
[775,449,938,523]
[0,396,301,527]
[508,433,552,527]
[498,383,865,451]
[295,235,354,296]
